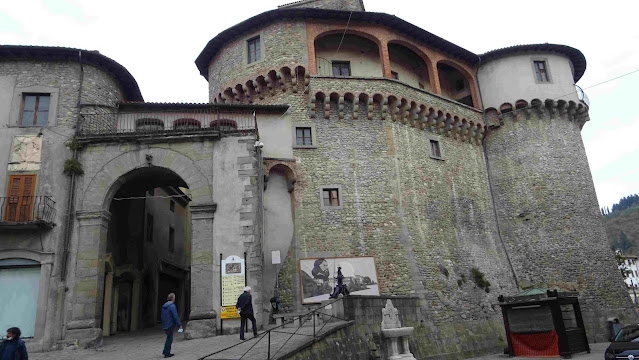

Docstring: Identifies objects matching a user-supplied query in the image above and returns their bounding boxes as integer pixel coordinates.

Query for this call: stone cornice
[213,64,309,104]
[190,203,218,219]
[76,209,112,224]
[485,98,590,130]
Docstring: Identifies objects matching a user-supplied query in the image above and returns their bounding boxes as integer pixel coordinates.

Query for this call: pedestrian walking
[236,286,258,340]
[160,293,183,358]
[0,327,28,360]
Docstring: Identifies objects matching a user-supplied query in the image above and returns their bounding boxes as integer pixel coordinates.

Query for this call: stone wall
[484,107,637,342]
[208,20,309,99]
[282,296,507,360]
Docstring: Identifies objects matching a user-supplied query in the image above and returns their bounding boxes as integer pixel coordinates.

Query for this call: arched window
[314,33,382,77]
[437,62,473,107]
[387,42,430,90]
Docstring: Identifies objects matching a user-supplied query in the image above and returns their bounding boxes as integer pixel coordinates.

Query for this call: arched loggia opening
[388,42,431,90]
[314,33,382,77]
[102,166,191,335]
[437,62,474,107]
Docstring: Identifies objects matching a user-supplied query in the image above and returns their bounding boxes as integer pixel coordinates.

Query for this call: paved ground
[30,320,347,360]
[29,325,608,360]
[467,342,607,360]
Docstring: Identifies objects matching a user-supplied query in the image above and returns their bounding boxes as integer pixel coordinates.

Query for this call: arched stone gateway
[65,146,218,346]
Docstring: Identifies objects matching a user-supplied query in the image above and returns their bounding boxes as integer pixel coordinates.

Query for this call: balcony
[76,107,258,142]
[0,196,56,230]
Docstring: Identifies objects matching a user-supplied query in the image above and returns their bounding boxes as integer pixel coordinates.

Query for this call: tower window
[323,188,340,207]
[296,127,312,146]
[248,36,261,64]
[319,185,343,210]
[429,139,442,159]
[168,226,175,252]
[332,61,351,76]
[533,60,550,82]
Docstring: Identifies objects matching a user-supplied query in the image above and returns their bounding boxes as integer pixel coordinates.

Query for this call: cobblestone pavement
[466,342,607,360]
[30,321,347,360]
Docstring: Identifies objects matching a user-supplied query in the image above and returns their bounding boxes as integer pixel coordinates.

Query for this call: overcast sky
[1,0,637,210]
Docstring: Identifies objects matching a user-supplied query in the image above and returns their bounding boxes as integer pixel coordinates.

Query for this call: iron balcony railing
[77,109,257,139]
[0,196,56,226]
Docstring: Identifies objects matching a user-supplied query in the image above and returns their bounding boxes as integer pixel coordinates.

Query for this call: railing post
[267,330,271,360]
[313,310,316,338]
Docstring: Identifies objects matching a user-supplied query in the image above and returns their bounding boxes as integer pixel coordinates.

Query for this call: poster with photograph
[299,256,379,304]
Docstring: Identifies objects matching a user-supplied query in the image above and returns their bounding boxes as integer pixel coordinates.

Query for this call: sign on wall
[299,256,380,304]
[8,136,42,171]
[221,255,245,319]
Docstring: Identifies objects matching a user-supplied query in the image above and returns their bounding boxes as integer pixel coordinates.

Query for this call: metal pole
[244,251,248,287]
[267,331,271,360]
[220,253,223,335]
[313,311,316,338]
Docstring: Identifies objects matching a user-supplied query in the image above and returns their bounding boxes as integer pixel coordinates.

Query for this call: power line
[112,194,190,201]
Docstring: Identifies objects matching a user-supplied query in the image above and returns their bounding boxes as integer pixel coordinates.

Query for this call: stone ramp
[29,321,350,360]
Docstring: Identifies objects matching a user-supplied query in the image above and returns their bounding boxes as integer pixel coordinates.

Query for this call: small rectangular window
[332,61,351,76]
[22,94,49,126]
[533,60,550,82]
[391,71,399,80]
[146,214,154,243]
[170,200,175,212]
[322,188,340,207]
[296,127,312,146]
[248,36,261,64]
[429,139,442,159]
[168,226,175,252]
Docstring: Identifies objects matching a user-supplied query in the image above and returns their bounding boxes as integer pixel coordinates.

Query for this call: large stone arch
[67,147,217,346]
[79,147,213,212]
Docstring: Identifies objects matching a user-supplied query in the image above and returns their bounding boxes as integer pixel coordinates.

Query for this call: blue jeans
[163,328,173,355]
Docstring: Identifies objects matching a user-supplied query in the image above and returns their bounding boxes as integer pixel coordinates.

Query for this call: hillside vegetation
[603,194,639,254]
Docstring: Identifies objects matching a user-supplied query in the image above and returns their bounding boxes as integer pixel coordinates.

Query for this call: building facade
[0,0,634,357]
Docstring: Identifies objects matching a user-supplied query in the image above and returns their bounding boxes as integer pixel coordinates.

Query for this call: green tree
[613,230,633,252]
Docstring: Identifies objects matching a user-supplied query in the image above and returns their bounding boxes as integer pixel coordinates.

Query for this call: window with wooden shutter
[4,175,36,222]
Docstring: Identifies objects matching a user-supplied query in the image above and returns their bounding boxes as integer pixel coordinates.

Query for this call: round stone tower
[478,44,636,341]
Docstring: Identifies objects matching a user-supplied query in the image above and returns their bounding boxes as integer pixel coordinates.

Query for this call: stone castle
[0,0,634,357]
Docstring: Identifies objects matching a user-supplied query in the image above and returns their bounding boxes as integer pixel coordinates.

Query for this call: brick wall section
[484,110,637,342]
[280,0,365,11]
[208,20,309,99]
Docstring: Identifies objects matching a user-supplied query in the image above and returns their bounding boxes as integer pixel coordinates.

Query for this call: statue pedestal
[380,299,416,360]
[382,327,416,360]
[320,299,344,322]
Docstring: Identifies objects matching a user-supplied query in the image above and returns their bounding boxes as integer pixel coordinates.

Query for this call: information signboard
[221,255,245,307]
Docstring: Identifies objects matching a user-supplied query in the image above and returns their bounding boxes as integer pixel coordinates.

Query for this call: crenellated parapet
[309,90,487,145]
[213,65,310,104]
[485,98,590,129]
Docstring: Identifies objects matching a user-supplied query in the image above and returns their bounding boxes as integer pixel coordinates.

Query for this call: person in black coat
[236,286,258,340]
[0,327,28,360]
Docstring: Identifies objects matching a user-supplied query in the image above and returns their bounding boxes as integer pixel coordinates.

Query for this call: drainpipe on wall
[477,58,520,290]
[60,50,84,283]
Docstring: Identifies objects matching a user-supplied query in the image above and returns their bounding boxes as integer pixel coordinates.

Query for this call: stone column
[65,210,110,347]
[130,278,140,331]
[185,203,218,339]
[428,62,442,96]
[380,40,392,79]
[101,272,113,337]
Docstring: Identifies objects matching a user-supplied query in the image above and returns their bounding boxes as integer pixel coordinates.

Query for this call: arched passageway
[102,166,192,335]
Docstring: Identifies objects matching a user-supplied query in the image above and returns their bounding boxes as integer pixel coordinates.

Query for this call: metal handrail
[0,195,56,224]
[198,297,349,360]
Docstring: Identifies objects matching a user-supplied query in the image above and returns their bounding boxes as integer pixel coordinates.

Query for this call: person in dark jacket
[236,286,258,340]
[160,293,182,358]
[0,327,28,360]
